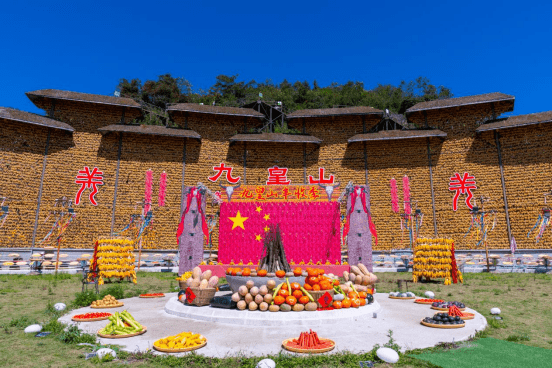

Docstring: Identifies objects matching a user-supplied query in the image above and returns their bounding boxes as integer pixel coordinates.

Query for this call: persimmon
[307,268,318,277]
[242,268,251,276]
[332,301,342,309]
[299,296,309,304]
[231,268,241,276]
[348,291,358,299]
[351,298,361,308]
[306,276,319,286]
[359,298,367,306]
[281,283,289,290]
[320,281,332,290]
[286,296,297,306]
[359,291,367,299]
[342,299,351,308]
[293,267,303,276]
[226,268,233,275]
[257,269,267,277]
[317,268,325,276]
[290,282,301,291]
[275,270,286,278]
[312,284,321,291]
[303,283,313,291]
[292,290,303,299]
[274,295,285,305]
[278,289,289,297]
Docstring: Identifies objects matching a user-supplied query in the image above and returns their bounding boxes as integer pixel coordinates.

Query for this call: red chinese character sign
[219,185,339,203]
[308,168,335,185]
[266,166,291,185]
[75,167,104,206]
[449,172,477,211]
[208,163,241,184]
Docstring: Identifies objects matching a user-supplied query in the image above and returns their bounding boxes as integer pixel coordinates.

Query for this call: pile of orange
[274,282,310,306]
[302,268,338,291]
[332,291,369,309]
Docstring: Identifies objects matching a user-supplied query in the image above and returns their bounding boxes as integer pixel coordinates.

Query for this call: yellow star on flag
[255,206,262,213]
[228,211,248,230]
[264,226,270,232]
[263,214,270,221]
[255,234,262,241]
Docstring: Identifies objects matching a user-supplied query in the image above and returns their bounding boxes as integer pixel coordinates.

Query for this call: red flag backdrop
[218,201,341,264]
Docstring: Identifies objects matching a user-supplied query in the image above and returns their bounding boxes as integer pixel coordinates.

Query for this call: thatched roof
[287,106,384,119]
[0,107,74,132]
[476,110,552,133]
[389,113,408,128]
[26,89,141,108]
[406,92,515,114]
[348,129,447,143]
[167,103,264,118]
[229,133,321,144]
[98,124,201,139]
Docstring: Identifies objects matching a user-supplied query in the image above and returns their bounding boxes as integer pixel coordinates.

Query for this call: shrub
[57,325,96,344]
[73,290,99,308]
[100,285,125,300]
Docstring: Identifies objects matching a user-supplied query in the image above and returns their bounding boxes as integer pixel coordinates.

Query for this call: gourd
[354,276,362,285]
[192,267,202,280]
[199,279,209,289]
[357,263,370,275]
[343,271,350,282]
[350,265,362,275]
[201,270,212,280]
[208,276,219,288]
[349,273,356,283]
[361,275,371,286]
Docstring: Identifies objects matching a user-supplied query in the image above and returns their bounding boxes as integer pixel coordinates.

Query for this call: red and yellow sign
[220,185,340,203]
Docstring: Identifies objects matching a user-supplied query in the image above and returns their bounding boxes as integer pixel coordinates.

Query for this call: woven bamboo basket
[179,280,188,290]
[184,287,216,307]
[308,289,334,308]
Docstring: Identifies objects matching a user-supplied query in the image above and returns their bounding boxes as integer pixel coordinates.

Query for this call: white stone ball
[96,348,116,360]
[377,347,399,364]
[424,291,435,298]
[24,324,42,334]
[256,358,276,368]
[491,307,501,315]
[54,303,66,311]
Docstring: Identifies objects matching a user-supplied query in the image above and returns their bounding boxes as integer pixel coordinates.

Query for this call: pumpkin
[305,302,318,311]
[275,270,286,278]
[274,295,285,305]
[351,298,361,308]
[292,290,303,299]
[257,269,267,277]
[268,304,280,312]
[332,301,342,309]
[342,299,351,308]
[299,296,310,305]
[306,276,318,286]
[293,267,303,276]
[292,304,304,312]
[303,283,313,291]
[242,268,251,276]
[290,282,301,291]
[278,289,289,298]
[286,296,297,306]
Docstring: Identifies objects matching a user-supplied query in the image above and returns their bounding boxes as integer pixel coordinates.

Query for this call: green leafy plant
[100,285,125,300]
[72,290,99,308]
[57,325,96,344]
[8,316,38,329]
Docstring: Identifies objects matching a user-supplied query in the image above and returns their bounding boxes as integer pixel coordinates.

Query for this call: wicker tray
[139,294,165,298]
[97,326,147,338]
[431,306,466,311]
[72,315,111,322]
[308,289,335,308]
[434,312,475,321]
[414,299,444,305]
[282,338,335,354]
[389,296,416,300]
[184,287,217,307]
[153,340,207,353]
[420,319,465,329]
[91,302,124,309]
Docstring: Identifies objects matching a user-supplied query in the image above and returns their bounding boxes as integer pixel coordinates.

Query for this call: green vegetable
[271,282,284,304]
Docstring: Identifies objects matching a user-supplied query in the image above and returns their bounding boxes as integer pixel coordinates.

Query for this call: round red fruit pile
[140,293,165,297]
[73,312,111,319]
[417,298,444,303]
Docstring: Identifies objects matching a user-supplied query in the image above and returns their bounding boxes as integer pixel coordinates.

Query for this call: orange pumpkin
[303,283,313,291]
[332,300,342,309]
[290,282,301,291]
[286,296,297,306]
[351,298,361,308]
[274,295,285,305]
[359,291,367,299]
[242,268,251,276]
[275,270,286,278]
[292,290,303,299]
[293,267,303,276]
[342,299,351,308]
[278,289,289,297]
[312,284,321,291]
[257,269,267,277]
[299,296,310,304]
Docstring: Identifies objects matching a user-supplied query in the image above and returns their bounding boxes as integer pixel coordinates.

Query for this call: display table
[199,264,349,278]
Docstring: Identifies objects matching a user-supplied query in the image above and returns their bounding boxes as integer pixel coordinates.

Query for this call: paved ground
[60,293,487,357]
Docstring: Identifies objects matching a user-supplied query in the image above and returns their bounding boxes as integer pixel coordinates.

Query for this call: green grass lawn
[0,271,550,367]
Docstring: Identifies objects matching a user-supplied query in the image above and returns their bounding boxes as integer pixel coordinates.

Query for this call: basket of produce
[388,291,416,299]
[72,312,111,322]
[91,295,124,309]
[184,287,217,307]
[97,311,146,338]
[153,331,207,352]
[308,289,335,308]
[430,301,466,311]
[421,316,465,329]
[415,298,444,305]
[139,293,165,298]
[282,329,335,353]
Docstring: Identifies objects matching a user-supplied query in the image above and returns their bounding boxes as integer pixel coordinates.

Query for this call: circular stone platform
[165,295,380,326]
[59,292,487,358]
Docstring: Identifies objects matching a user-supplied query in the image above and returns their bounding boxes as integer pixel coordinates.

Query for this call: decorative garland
[402,175,411,215]
[158,171,167,207]
[390,178,399,213]
[144,170,153,214]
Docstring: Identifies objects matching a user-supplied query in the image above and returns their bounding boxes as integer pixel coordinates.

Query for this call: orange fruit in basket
[293,267,303,276]
[342,299,351,308]
[226,268,232,275]
[307,268,317,277]
[312,284,321,291]
[292,290,303,299]
[317,268,325,276]
[306,276,319,286]
[333,300,342,309]
[320,281,332,290]
[303,283,313,291]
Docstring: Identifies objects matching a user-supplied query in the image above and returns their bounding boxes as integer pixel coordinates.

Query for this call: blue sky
[1,1,551,116]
